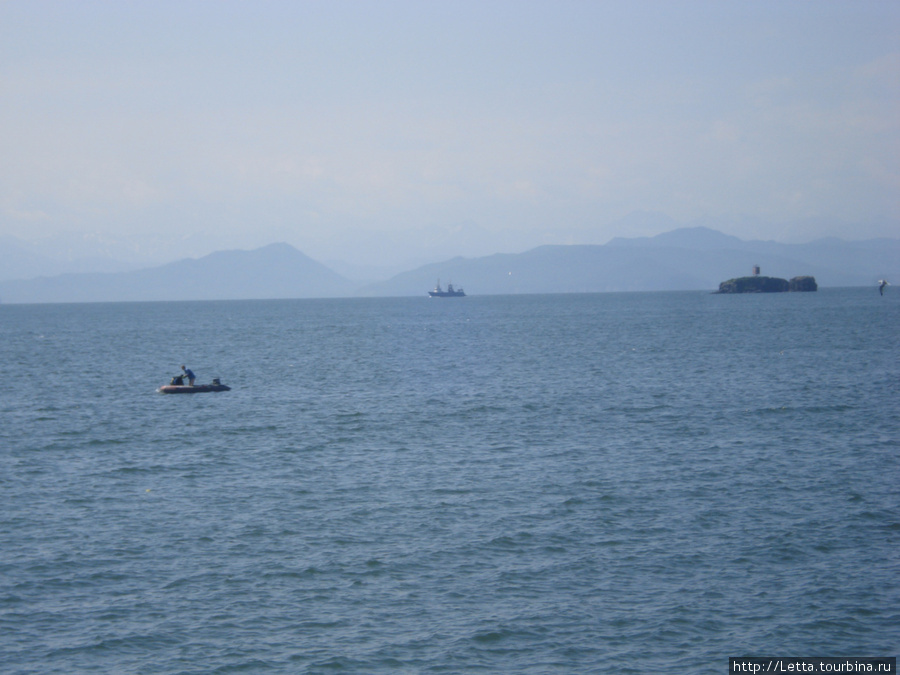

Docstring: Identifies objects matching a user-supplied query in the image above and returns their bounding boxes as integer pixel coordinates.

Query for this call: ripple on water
[1,291,898,673]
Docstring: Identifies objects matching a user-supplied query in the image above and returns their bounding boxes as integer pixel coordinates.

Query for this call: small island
[716,267,817,294]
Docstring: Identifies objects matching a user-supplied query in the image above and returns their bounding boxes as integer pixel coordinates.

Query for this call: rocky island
[716,272,817,294]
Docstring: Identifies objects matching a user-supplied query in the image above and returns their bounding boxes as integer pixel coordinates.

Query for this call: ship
[428,280,466,297]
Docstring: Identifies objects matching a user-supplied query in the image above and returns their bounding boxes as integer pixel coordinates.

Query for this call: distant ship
[428,280,466,297]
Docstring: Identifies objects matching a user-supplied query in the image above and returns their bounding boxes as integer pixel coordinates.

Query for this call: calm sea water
[1,289,898,674]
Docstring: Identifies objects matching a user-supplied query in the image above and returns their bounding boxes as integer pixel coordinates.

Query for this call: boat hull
[158,384,231,394]
[428,280,466,297]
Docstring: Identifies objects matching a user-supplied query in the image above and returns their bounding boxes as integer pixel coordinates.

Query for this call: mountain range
[0,243,355,303]
[0,228,896,303]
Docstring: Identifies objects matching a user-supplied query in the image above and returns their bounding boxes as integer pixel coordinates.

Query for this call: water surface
[1,289,897,673]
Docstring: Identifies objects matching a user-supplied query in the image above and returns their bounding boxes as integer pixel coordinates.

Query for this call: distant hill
[0,235,142,281]
[607,226,745,250]
[1,229,896,303]
[0,243,356,303]
[361,227,900,296]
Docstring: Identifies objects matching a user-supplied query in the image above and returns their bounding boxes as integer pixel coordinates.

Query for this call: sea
[1,288,897,674]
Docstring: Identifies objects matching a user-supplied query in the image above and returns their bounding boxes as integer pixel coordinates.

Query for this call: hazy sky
[1,0,898,268]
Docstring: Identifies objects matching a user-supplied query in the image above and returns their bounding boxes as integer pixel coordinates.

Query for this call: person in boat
[181,365,196,386]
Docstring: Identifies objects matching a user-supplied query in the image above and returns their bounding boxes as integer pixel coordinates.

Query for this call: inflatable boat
[158,377,231,394]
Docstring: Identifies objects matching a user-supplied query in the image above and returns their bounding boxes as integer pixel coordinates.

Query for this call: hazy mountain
[1,230,896,303]
[0,235,143,281]
[0,243,356,303]
[361,227,900,296]
[607,226,745,250]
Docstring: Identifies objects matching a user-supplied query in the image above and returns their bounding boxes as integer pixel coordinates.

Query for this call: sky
[1,0,898,271]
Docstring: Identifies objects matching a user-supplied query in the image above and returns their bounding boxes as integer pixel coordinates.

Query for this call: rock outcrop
[716,276,788,293]
[788,276,818,292]
[716,275,817,293]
